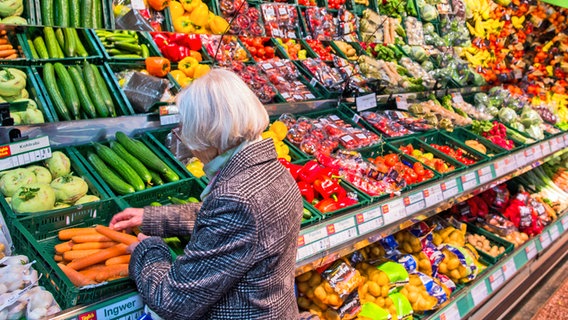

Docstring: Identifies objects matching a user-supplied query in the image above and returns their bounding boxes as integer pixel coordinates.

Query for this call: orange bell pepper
[189,50,202,62]
[148,0,170,11]
[145,57,171,78]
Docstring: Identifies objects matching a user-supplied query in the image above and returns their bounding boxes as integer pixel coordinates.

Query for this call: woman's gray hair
[176,69,269,152]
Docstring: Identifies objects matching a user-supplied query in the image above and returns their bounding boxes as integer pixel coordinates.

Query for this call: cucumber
[63,28,76,57]
[80,0,93,27]
[93,142,145,191]
[90,65,116,117]
[40,0,54,26]
[114,42,141,54]
[92,0,102,29]
[141,44,149,58]
[109,141,152,184]
[53,63,81,120]
[55,0,69,27]
[87,152,135,195]
[69,0,80,27]
[82,61,109,118]
[148,170,164,186]
[32,37,48,59]
[26,40,38,59]
[115,132,172,174]
[162,169,180,182]
[43,27,62,59]
[68,66,97,118]
[55,28,65,50]
[71,29,87,57]
[43,63,71,121]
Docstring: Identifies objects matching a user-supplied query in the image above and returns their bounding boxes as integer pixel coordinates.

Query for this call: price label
[541,141,551,156]
[502,259,517,280]
[557,136,565,150]
[403,192,426,215]
[351,113,362,124]
[451,92,464,103]
[549,139,558,152]
[0,136,51,171]
[356,93,377,111]
[441,178,460,199]
[515,151,527,167]
[489,269,505,291]
[381,198,406,225]
[549,224,560,241]
[562,216,568,232]
[296,238,330,261]
[395,95,409,110]
[525,241,537,260]
[477,165,494,184]
[514,69,523,79]
[160,114,180,125]
[356,207,382,224]
[539,232,552,250]
[532,146,542,161]
[131,0,146,9]
[358,218,383,235]
[333,217,356,233]
[329,227,358,247]
[471,281,489,306]
[302,227,329,245]
[438,303,460,320]
[424,184,444,207]
[461,172,478,191]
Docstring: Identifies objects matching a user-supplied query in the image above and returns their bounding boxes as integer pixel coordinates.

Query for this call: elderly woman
[109,69,303,319]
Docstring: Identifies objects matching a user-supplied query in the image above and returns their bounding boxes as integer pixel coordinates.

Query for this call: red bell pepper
[278,158,303,180]
[163,43,189,62]
[298,161,325,184]
[313,177,346,200]
[314,198,341,213]
[187,34,203,51]
[297,181,315,203]
[152,33,169,49]
[335,197,357,209]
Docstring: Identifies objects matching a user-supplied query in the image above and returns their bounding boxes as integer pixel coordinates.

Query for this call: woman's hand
[109,208,144,232]
[127,233,150,253]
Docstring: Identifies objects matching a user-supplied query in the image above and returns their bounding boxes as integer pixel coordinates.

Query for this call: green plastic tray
[117,178,206,208]
[10,199,135,309]
[388,137,466,177]
[466,222,515,265]
[31,63,134,120]
[443,127,508,158]
[417,131,489,167]
[20,27,103,63]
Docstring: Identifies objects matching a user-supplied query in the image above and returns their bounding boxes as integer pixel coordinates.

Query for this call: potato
[447,258,460,270]
[381,285,390,297]
[306,288,315,299]
[327,293,341,307]
[314,286,327,301]
[376,297,385,307]
[376,272,389,286]
[438,262,448,274]
[450,269,461,280]
[368,281,381,297]
[323,281,334,294]
[359,283,369,296]
[297,282,309,294]
[408,291,419,303]
[298,296,311,309]
[324,309,340,320]
[296,271,312,282]
[364,294,375,303]
[308,272,322,287]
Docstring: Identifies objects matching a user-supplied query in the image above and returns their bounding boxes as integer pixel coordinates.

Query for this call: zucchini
[71,29,88,57]
[109,141,152,184]
[90,65,116,117]
[43,63,71,121]
[27,40,39,59]
[115,132,172,174]
[68,66,97,118]
[93,142,145,191]
[40,0,54,26]
[80,0,93,27]
[43,27,62,59]
[87,152,135,195]
[53,63,81,120]
[148,170,164,186]
[55,0,69,27]
[82,61,109,118]
[69,0,80,27]
[32,36,48,59]
[63,28,76,57]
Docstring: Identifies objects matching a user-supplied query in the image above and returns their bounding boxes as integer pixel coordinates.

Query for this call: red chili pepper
[297,181,315,204]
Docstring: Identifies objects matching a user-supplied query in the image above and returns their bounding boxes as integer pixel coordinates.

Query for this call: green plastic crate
[117,178,206,208]
[93,30,162,62]
[461,125,526,154]
[293,60,342,99]
[417,131,489,167]
[443,127,508,158]
[0,147,111,223]
[301,205,323,228]
[465,222,515,265]
[142,129,199,178]
[388,137,466,176]
[10,199,135,309]
[348,0,378,16]
[20,27,103,63]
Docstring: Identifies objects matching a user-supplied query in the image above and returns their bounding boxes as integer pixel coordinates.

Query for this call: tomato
[252,38,263,48]
[265,46,275,58]
[248,46,257,56]
[384,154,399,167]
[257,48,266,58]
[413,162,425,176]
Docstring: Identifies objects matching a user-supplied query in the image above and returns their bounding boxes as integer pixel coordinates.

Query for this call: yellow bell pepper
[193,64,211,79]
[181,0,202,13]
[190,2,209,27]
[173,15,195,34]
[179,56,199,78]
[170,70,188,85]
[169,1,185,18]
[209,15,230,35]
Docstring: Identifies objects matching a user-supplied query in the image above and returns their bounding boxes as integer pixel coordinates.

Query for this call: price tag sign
[502,259,517,280]
[159,106,180,125]
[302,227,328,245]
[549,139,558,152]
[358,218,383,235]
[477,165,494,184]
[441,178,460,200]
[562,216,568,232]
[541,141,551,157]
[532,145,542,161]
[470,281,489,306]
[356,207,382,224]
[331,217,356,234]
[395,95,409,110]
[525,241,537,260]
[539,232,552,250]
[381,198,406,225]
[0,136,51,171]
[438,303,460,320]
[131,0,146,9]
[549,224,560,241]
[424,184,444,207]
[356,93,377,111]
[329,227,358,247]
[351,113,361,124]
[451,92,464,103]
[489,269,505,291]
[557,136,565,150]
[461,171,478,191]
[296,238,330,261]
[515,151,527,168]
[403,192,426,215]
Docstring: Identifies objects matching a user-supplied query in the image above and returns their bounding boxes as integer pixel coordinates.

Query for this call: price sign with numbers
[302,227,328,245]
[502,259,517,280]
[296,238,330,261]
[540,141,551,156]
[471,281,489,306]
[358,218,383,235]
[382,198,406,225]
[461,172,478,191]
[539,232,552,250]
[438,303,460,320]
[357,207,382,224]
[477,165,494,184]
[451,92,464,103]
[159,105,180,125]
[395,95,409,110]
[489,269,505,291]
[356,93,377,111]
[403,192,426,215]
[441,178,460,199]
[328,227,358,247]
[515,151,527,167]
[525,241,537,260]
[532,145,542,161]
[424,184,444,207]
[0,136,51,171]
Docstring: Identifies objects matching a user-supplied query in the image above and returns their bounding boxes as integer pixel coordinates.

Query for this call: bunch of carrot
[0,30,19,59]
[552,167,568,193]
[54,225,138,287]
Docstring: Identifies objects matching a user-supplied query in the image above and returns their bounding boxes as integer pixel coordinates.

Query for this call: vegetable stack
[39,0,104,28]
[85,132,181,195]
[28,27,90,59]
[95,30,150,59]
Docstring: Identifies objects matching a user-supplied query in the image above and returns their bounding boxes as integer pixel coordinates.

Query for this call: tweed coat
[131,138,304,319]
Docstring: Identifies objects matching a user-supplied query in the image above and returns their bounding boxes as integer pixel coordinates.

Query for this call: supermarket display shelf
[294,133,568,276]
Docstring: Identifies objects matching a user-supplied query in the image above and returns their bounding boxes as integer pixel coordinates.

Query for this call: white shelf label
[328,227,358,247]
[356,93,377,111]
[562,216,568,232]
[296,238,330,261]
[494,157,512,177]
[477,165,494,184]
[461,172,478,191]
[441,178,460,199]
[329,217,356,234]
[395,95,409,110]
[381,198,406,225]
[525,241,537,260]
[489,269,505,291]
[160,114,180,126]
[471,281,489,306]
[424,184,444,207]
[403,192,426,215]
[532,145,543,161]
[557,136,565,150]
[356,207,382,224]
[502,259,517,280]
[358,218,383,235]
[541,141,551,156]
[439,302,460,320]
[539,232,552,250]
[451,92,464,103]
[301,227,328,245]
[0,136,51,171]
[549,224,560,241]
[515,151,527,167]
[85,294,144,319]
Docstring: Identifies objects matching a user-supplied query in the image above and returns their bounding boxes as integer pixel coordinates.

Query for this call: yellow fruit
[261,131,278,142]
[193,64,211,79]
[275,141,289,157]
[269,120,288,141]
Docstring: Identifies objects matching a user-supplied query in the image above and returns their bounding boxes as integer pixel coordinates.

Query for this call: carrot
[0,49,17,58]
[59,228,99,240]
[5,54,17,59]
[72,241,117,251]
[95,225,138,245]
[79,264,108,281]
[0,44,12,51]
[54,254,63,262]
[105,255,131,266]
[0,39,8,45]
[58,263,96,287]
[67,244,129,271]
[55,241,74,254]
[95,264,129,282]
[63,249,102,261]
[71,234,113,243]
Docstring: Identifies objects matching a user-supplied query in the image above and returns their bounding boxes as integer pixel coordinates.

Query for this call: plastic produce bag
[123,72,169,113]
[115,9,154,31]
